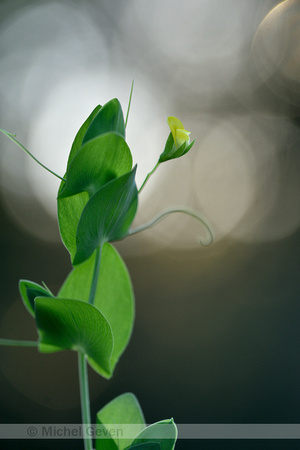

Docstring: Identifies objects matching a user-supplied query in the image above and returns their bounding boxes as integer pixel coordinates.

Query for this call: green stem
[88,245,102,304]
[0,128,65,182]
[78,351,92,450]
[128,207,213,246]
[78,244,103,450]
[0,338,39,347]
[138,161,160,194]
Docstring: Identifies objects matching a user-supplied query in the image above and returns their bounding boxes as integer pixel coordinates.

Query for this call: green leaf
[159,132,195,163]
[58,243,134,372]
[57,106,102,260]
[68,105,102,169]
[57,190,89,262]
[96,393,145,450]
[172,140,194,159]
[19,280,53,317]
[129,419,177,450]
[35,297,113,378]
[82,98,125,145]
[158,132,173,163]
[58,133,133,199]
[73,167,138,266]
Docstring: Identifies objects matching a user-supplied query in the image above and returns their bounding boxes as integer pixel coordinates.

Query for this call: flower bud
[159,116,194,163]
[167,116,190,148]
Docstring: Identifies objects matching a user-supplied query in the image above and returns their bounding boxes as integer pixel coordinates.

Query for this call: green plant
[0,85,212,449]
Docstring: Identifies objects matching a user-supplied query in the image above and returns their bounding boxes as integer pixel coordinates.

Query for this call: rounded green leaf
[96,393,145,450]
[82,98,125,145]
[19,280,53,317]
[58,243,134,372]
[130,419,177,450]
[73,167,138,266]
[58,133,133,199]
[35,297,113,378]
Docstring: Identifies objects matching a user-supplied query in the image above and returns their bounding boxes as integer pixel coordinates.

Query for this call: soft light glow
[0,0,298,250]
[252,0,300,104]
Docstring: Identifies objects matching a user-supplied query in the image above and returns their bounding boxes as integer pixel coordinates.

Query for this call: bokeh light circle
[253,0,300,104]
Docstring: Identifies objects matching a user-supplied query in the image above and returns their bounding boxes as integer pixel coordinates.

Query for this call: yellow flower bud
[167,116,190,149]
[159,116,194,163]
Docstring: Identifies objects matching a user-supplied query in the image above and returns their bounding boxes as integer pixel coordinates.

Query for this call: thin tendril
[125,80,134,129]
[0,338,39,347]
[41,281,54,296]
[128,207,213,246]
[0,128,66,181]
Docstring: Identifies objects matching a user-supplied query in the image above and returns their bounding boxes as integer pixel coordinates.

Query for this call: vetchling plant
[0,84,212,450]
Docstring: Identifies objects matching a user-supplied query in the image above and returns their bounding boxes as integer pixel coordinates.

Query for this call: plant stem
[0,338,39,347]
[78,351,93,450]
[88,245,102,304]
[78,245,103,450]
[138,161,160,194]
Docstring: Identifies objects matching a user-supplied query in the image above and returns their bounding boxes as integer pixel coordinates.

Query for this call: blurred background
[0,0,300,448]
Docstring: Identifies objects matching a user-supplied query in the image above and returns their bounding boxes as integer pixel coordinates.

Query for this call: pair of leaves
[58,243,134,374]
[19,243,134,378]
[96,393,177,450]
[57,98,138,266]
[19,279,113,377]
[67,99,125,169]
